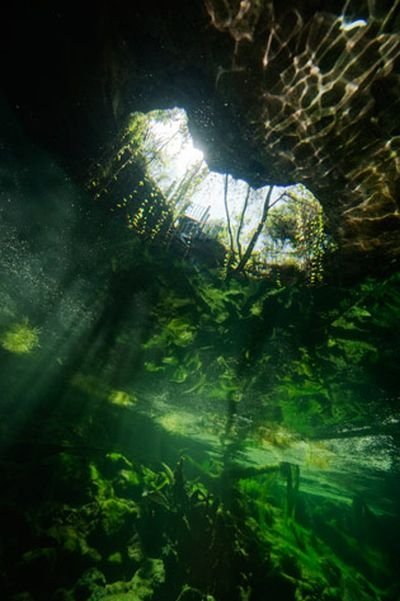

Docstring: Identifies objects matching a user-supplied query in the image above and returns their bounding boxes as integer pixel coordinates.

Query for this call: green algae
[1,319,40,354]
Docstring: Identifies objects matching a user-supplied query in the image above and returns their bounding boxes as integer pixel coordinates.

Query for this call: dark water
[1,98,400,601]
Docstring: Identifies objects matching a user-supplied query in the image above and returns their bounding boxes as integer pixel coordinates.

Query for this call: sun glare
[148,111,204,178]
[179,144,204,174]
[143,108,293,225]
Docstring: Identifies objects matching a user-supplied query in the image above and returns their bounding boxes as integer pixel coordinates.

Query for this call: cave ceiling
[2,0,400,276]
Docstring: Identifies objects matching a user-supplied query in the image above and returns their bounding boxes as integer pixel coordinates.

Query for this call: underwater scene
[1,2,400,600]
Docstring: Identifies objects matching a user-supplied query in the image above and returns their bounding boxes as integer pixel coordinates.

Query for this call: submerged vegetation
[1,319,40,355]
[0,102,399,601]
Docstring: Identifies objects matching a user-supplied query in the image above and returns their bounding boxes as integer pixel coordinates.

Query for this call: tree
[234,185,274,274]
[222,177,285,277]
[262,185,327,283]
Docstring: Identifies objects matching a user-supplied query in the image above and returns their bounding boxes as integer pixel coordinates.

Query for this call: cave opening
[91,106,330,283]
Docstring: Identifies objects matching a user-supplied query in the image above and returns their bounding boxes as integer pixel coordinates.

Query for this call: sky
[143,108,283,223]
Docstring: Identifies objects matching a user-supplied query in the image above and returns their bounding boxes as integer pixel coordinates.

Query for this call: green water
[1,99,400,601]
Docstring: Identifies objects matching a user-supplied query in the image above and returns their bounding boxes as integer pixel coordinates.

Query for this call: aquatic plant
[0,318,40,354]
[1,120,399,601]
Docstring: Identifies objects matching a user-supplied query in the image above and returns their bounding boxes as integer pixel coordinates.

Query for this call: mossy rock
[113,469,141,499]
[126,535,144,563]
[47,525,101,565]
[89,463,113,500]
[74,568,106,601]
[88,559,165,601]
[99,498,140,538]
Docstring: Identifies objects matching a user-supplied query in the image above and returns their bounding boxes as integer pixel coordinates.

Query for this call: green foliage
[3,95,399,601]
[89,463,113,500]
[238,477,387,601]
[87,112,174,243]
[1,318,40,354]
[144,317,196,349]
[71,374,137,409]
[86,559,165,601]
[126,240,400,439]
[99,498,139,537]
[265,185,329,283]
[47,525,101,561]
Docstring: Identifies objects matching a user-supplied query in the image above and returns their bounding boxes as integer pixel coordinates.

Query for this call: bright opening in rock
[89,107,330,283]
[133,108,329,282]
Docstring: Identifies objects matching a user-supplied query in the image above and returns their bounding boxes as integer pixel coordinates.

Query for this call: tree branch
[236,184,251,260]
[223,174,235,268]
[234,186,275,274]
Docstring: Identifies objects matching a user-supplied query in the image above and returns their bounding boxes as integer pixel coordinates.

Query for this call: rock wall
[201,0,400,274]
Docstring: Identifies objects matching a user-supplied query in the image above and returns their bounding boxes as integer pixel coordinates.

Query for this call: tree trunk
[236,184,251,260]
[223,174,235,270]
[234,186,274,274]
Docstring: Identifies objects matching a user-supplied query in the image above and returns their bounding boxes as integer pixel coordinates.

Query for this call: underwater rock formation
[2,1,400,275]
